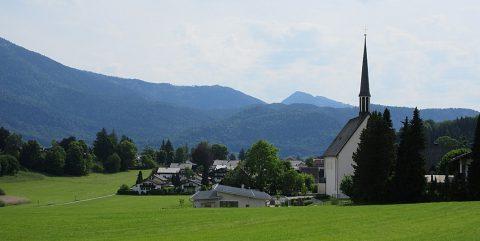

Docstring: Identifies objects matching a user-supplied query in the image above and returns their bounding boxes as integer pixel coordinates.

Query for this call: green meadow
[1,171,480,241]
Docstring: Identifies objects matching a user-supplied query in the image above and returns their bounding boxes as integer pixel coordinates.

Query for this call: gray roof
[450,152,472,162]
[191,190,219,200]
[191,184,271,201]
[323,114,369,157]
[169,163,193,169]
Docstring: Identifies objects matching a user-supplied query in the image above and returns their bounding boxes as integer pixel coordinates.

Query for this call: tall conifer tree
[352,112,396,203]
[468,115,480,199]
[393,108,426,203]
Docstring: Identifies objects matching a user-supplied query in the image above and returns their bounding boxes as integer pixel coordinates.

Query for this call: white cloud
[0,0,479,110]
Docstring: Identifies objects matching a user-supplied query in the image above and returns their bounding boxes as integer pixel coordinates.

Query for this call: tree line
[341,109,480,204]
[0,126,247,177]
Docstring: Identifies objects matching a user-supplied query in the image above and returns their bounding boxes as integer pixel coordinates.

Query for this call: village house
[191,184,272,208]
[451,152,473,176]
[299,158,326,194]
[210,160,240,183]
[130,166,202,194]
[169,161,195,170]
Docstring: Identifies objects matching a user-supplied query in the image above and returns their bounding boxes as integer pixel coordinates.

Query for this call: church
[322,35,372,198]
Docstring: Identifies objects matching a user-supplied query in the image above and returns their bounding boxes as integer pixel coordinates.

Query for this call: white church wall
[327,115,370,198]
[324,156,337,196]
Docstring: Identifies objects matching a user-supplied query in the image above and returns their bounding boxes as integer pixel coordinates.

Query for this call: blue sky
[1,0,479,110]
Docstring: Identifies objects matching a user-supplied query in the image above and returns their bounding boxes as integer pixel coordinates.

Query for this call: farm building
[191,184,271,208]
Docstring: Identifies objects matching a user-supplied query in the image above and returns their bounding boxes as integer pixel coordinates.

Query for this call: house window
[219,201,239,208]
[201,202,214,208]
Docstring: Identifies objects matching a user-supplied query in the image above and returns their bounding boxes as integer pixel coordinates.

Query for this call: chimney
[241,184,245,189]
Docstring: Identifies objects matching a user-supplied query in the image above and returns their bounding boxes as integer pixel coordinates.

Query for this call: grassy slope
[0,170,147,205]
[1,172,480,241]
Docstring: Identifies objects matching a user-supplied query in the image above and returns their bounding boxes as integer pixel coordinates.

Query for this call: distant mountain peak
[282,91,353,108]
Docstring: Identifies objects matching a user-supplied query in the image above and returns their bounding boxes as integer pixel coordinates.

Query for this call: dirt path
[40,194,115,207]
[0,195,30,205]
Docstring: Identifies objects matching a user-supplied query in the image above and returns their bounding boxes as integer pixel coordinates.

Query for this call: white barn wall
[194,192,268,208]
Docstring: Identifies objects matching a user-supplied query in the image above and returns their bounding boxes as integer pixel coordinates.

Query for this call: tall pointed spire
[359,34,371,115]
[359,34,370,97]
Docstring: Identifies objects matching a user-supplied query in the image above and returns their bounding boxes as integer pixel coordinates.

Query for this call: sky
[1,0,479,110]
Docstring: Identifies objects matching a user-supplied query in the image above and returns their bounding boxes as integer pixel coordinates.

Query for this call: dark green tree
[244,140,281,193]
[136,171,144,184]
[19,140,43,171]
[383,108,393,129]
[140,154,157,169]
[164,140,175,165]
[0,127,10,152]
[65,141,88,176]
[174,147,187,163]
[156,150,167,165]
[392,108,427,203]
[305,157,314,167]
[93,128,115,162]
[108,130,119,148]
[340,175,354,198]
[141,147,156,160]
[117,139,137,171]
[104,153,121,173]
[44,144,66,175]
[228,153,236,160]
[0,154,20,176]
[212,144,228,160]
[58,136,76,151]
[450,172,468,201]
[238,148,246,161]
[468,115,480,199]
[351,112,395,204]
[4,133,23,160]
[191,142,214,185]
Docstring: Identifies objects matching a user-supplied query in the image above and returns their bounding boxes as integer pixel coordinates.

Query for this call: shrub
[340,175,354,198]
[0,200,5,207]
[91,163,104,173]
[116,184,131,195]
[314,194,330,201]
[0,187,5,195]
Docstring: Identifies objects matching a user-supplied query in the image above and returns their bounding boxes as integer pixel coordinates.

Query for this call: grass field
[1,171,480,241]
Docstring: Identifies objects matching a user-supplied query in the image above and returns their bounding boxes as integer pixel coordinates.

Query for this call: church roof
[359,35,371,97]
[322,114,369,157]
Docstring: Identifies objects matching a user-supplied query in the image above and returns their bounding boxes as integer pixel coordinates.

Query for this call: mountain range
[0,37,478,157]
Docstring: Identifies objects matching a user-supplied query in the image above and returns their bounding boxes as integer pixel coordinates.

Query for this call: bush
[330,198,340,205]
[0,187,5,195]
[314,194,330,201]
[340,175,354,198]
[116,184,131,195]
[91,163,104,173]
[0,200,5,207]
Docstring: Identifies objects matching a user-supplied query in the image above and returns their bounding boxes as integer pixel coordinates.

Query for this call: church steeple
[359,34,371,115]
